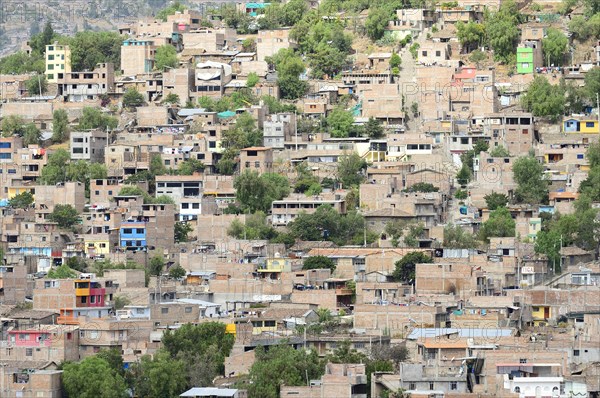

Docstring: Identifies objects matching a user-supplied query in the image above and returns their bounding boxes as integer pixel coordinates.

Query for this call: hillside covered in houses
[0,0,600,397]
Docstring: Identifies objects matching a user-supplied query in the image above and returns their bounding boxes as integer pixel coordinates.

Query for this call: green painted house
[516,47,534,74]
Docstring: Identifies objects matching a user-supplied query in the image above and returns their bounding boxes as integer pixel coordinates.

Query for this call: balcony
[336,288,354,296]
[75,288,90,296]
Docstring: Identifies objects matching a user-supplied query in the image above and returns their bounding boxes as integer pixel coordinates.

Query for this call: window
[409,383,416,390]
[19,333,29,341]
[586,122,595,128]
[577,154,584,159]
[161,307,169,314]
[450,381,457,390]
[422,51,428,56]
[436,51,441,56]
[521,63,529,69]
[429,382,434,390]
[514,387,520,393]
[574,349,580,356]
[519,358,527,364]
[264,320,276,327]
[185,307,192,313]
[26,348,33,356]
[182,203,189,209]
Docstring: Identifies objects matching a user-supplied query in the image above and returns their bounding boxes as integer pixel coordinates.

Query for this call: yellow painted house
[531,305,551,326]
[563,117,599,134]
[84,237,110,257]
[45,43,71,83]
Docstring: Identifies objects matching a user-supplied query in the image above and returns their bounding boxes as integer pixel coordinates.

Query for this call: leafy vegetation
[302,256,336,272]
[392,251,433,283]
[480,206,515,242]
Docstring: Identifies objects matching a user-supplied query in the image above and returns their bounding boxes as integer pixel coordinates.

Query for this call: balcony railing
[336,288,354,295]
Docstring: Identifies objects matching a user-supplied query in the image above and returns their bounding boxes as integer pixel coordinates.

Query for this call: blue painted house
[120,222,147,250]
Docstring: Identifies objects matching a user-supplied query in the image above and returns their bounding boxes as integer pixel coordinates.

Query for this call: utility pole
[294,110,298,152]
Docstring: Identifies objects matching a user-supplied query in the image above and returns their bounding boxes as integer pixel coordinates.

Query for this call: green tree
[521,76,565,121]
[288,205,372,246]
[455,189,468,200]
[308,44,347,79]
[65,257,87,272]
[161,322,235,383]
[96,348,125,376]
[365,117,384,139]
[392,251,433,283]
[542,28,568,66]
[23,123,41,146]
[269,49,308,100]
[484,192,509,210]
[281,0,308,26]
[302,256,336,272]
[118,186,145,197]
[113,296,131,310]
[456,21,485,51]
[0,52,45,74]
[327,106,354,138]
[247,344,325,398]
[337,153,367,188]
[149,255,165,277]
[67,31,123,71]
[52,109,69,143]
[246,72,259,87]
[234,171,290,213]
[1,115,25,137]
[40,149,70,184]
[162,93,180,105]
[62,356,128,398]
[480,206,515,242]
[484,0,521,62]
[123,88,145,108]
[8,191,34,209]
[227,212,278,240]
[174,222,193,243]
[489,145,510,157]
[443,224,479,249]
[150,153,167,177]
[513,155,548,204]
[79,107,118,130]
[407,182,439,193]
[390,52,401,69]
[48,204,80,229]
[47,264,78,279]
[365,8,390,41]
[469,49,487,67]
[25,74,47,95]
[168,265,187,279]
[403,223,425,247]
[130,351,187,398]
[456,163,473,185]
[178,158,205,175]
[583,68,600,103]
[155,45,178,71]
